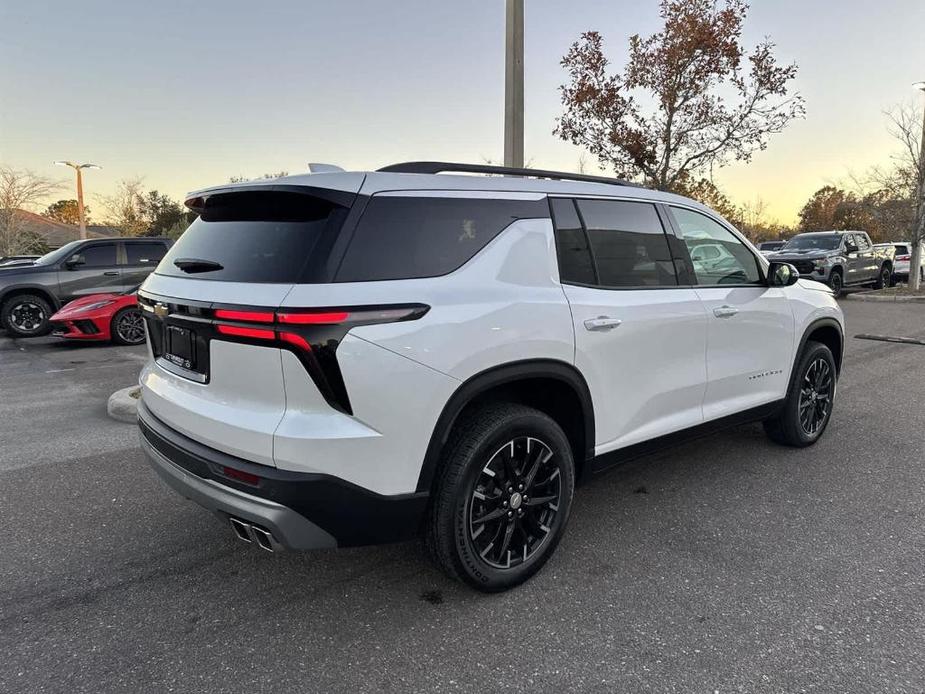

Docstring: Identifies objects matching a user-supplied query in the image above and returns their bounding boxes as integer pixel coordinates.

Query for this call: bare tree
[0,166,61,255]
[555,0,804,191]
[884,103,924,290]
[97,178,148,236]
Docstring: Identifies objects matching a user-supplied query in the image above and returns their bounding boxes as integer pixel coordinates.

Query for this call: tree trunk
[910,104,925,292]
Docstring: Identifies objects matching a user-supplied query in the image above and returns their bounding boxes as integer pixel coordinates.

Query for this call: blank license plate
[165,326,196,370]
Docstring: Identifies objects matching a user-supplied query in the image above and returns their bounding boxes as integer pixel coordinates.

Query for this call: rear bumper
[138,401,429,549]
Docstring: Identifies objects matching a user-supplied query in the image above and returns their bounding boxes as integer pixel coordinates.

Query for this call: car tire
[1,293,53,337]
[763,341,837,447]
[426,402,575,592]
[828,270,843,297]
[874,265,891,290]
[110,307,147,345]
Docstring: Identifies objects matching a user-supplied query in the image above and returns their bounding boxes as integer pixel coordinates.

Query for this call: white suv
[138,162,844,592]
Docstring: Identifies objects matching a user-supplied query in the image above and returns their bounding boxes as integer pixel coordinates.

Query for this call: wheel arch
[0,285,60,312]
[796,318,844,380]
[416,359,595,493]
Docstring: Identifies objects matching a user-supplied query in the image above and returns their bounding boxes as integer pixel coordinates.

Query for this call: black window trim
[548,194,684,292]
[662,202,769,289]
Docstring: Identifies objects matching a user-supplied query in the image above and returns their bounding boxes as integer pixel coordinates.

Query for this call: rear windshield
[156,191,348,283]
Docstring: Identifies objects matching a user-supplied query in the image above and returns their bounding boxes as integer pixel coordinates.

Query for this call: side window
[671,207,761,285]
[575,199,677,287]
[73,243,116,268]
[126,242,167,266]
[336,195,547,282]
[550,198,595,284]
[856,234,870,251]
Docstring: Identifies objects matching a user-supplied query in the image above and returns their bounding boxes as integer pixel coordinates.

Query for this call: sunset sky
[2,0,923,225]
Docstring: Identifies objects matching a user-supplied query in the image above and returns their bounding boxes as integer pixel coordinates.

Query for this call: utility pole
[503,0,524,168]
[53,161,101,240]
[910,82,925,292]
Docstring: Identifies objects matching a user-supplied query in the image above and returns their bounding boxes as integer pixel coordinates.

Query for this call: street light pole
[503,0,524,168]
[910,82,925,292]
[53,161,101,240]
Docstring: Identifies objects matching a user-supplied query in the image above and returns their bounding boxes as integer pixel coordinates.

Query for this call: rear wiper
[173,258,224,273]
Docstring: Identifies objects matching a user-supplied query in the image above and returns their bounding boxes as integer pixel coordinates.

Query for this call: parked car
[771,230,894,296]
[757,240,785,256]
[877,241,923,283]
[49,286,145,345]
[0,237,172,337]
[137,162,844,592]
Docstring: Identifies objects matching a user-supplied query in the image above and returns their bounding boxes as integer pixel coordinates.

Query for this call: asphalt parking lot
[1,300,923,694]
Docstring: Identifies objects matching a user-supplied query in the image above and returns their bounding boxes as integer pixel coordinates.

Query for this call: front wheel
[828,271,843,297]
[764,341,837,447]
[110,307,147,345]
[427,403,575,592]
[874,265,891,290]
[1,294,53,337]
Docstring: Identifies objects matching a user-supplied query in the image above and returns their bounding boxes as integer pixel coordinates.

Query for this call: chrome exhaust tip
[229,517,252,543]
[228,517,276,552]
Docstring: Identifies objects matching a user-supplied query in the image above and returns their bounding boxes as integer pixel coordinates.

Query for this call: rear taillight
[216,324,275,340]
[897,255,911,261]
[214,309,275,323]
[210,303,429,415]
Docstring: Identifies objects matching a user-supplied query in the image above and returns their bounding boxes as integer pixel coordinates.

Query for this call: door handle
[103,271,119,276]
[584,317,622,331]
[713,305,738,318]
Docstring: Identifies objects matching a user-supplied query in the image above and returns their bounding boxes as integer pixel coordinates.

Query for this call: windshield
[33,240,82,266]
[782,235,841,251]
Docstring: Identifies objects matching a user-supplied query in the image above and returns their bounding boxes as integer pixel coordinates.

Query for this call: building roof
[7,209,112,248]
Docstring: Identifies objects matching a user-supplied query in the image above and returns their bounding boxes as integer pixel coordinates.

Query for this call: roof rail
[377,161,640,188]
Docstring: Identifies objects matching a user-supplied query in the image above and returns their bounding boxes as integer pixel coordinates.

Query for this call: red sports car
[49,287,146,345]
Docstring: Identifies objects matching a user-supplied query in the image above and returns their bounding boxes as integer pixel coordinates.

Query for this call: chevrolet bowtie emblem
[154,303,169,318]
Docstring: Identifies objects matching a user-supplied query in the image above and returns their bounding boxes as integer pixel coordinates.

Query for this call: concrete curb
[108,385,141,423]
[843,292,925,303]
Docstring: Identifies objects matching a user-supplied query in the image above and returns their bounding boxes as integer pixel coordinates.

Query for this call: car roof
[185,168,713,216]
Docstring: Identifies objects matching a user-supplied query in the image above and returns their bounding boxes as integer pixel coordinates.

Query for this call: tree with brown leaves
[555,0,804,191]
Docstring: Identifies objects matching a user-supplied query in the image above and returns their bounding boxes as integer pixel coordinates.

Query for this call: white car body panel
[694,286,794,420]
[140,340,286,466]
[563,285,708,452]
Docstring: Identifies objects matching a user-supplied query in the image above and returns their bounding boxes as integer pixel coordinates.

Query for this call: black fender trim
[795,317,844,378]
[415,359,595,493]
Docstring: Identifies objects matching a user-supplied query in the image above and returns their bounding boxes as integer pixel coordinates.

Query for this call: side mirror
[769,261,800,287]
[65,255,85,269]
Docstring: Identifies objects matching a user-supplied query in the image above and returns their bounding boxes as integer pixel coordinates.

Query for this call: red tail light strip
[278,311,349,325]
[214,309,275,323]
[278,332,313,351]
[216,325,276,340]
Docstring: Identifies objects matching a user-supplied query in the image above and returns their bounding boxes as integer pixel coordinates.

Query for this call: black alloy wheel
[428,403,575,592]
[2,294,53,337]
[798,356,833,436]
[467,436,562,569]
[763,340,837,447]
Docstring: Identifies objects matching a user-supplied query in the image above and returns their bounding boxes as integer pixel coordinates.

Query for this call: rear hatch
[138,180,361,466]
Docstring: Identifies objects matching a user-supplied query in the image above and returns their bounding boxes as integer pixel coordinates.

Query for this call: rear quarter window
[335,194,548,282]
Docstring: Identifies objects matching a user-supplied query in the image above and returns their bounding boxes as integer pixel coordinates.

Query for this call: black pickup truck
[0,237,172,337]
